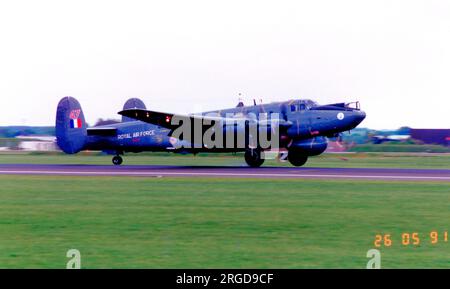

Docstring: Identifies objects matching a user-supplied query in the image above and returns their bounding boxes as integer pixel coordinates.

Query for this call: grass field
[1,151,450,169]
[0,175,449,269]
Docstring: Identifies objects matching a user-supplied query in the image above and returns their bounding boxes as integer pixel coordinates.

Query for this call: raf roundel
[337,112,345,120]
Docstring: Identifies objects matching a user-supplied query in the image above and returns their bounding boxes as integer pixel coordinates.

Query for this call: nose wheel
[244,149,265,168]
[112,155,123,166]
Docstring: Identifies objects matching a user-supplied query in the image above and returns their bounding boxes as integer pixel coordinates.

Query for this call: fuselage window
[299,104,306,110]
[290,105,296,112]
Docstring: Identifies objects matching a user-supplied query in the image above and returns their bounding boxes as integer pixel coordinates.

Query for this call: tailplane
[56,96,88,154]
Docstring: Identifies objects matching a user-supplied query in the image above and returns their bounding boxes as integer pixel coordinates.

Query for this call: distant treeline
[0,119,122,138]
[341,127,411,144]
[0,126,55,138]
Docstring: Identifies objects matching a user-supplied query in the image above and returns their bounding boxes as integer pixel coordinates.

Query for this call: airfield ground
[1,151,450,169]
[0,152,449,268]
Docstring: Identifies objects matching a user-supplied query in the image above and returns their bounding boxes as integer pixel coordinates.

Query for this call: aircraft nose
[353,110,366,124]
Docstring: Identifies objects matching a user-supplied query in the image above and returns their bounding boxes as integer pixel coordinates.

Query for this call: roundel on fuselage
[337,112,345,120]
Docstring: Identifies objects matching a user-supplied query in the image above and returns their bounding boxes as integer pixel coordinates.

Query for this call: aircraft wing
[118,109,292,130]
[119,109,242,130]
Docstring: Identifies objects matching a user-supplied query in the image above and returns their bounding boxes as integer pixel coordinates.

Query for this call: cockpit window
[289,99,318,112]
[304,100,318,108]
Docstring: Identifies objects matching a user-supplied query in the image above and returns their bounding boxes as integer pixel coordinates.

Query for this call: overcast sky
[0,0,449,129]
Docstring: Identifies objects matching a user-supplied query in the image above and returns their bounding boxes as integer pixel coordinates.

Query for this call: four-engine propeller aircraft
[56,97,366,167]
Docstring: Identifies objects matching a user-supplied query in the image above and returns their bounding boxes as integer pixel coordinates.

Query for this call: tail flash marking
[70,118,82,129]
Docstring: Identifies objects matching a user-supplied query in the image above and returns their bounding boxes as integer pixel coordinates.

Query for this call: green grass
[0,176,448,268]
[1,152,449,169]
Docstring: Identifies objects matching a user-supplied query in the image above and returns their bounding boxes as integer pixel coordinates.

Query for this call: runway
[0,164,449,181]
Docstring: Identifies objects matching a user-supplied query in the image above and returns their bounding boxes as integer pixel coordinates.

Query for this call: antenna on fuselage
[258,98,266,114]
[236,93,244,108]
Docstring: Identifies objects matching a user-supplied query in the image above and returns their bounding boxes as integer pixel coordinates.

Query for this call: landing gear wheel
[287,152,308,167]
[244,149,265,168]
[112,155,123,166]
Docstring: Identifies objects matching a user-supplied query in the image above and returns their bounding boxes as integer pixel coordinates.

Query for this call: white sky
[0,0,449,129]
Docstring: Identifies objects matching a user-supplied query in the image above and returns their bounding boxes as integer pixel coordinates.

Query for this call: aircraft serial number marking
[117,130,155,140]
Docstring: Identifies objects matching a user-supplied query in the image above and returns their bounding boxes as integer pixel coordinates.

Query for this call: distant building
[15,135,57,151]
[371,135,411,144]
[410,129,450,146]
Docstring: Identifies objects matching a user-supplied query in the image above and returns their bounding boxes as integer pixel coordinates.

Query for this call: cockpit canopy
[289,99,318,112]
[289,99,361,112]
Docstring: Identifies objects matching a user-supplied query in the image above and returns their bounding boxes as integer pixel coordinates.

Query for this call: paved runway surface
[0,164,449,181]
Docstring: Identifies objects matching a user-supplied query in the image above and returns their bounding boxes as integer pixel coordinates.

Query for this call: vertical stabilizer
[122,98,147,122]
[55,96,87,154]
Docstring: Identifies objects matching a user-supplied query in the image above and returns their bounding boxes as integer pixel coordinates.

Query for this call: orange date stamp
[374,231,448,247]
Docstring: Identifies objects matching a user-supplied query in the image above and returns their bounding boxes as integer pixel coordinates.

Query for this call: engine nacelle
[289,136,328,156]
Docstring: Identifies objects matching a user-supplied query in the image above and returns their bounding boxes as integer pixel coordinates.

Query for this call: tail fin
[122,98,146,122]
[56,96,88,154]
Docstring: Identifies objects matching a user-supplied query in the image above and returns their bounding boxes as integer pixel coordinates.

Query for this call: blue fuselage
[85,99,365,155]
[86,121,172,153]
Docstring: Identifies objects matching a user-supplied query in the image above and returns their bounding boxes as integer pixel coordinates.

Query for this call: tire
[287,152,308,167]
[112,156,123,166]
[244,149,265,168]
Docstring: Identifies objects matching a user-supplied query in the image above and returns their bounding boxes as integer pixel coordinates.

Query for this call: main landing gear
[244,149,265,168]
[244,149,308,167]
[112,155,123,166]
[287,151,308,167]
